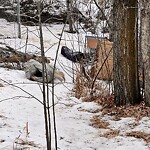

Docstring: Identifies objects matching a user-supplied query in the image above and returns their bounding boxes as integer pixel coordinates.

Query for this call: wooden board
[86,36,113,80]
[86,36,107,49]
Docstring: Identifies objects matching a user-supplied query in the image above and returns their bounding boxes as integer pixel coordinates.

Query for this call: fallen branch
[0,46,50,64]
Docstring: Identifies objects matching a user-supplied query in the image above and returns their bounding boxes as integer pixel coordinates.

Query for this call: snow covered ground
[0,19,150,150]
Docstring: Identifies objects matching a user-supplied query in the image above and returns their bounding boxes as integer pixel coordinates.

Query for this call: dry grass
[90,115,120,139]
[14,139,41,149]
[99,129,120,138]
[16,140,39,147]
[101,102,150,121]
[75,72,111,100]
[126,131,150,143]
[90,115,110,129]
[84,95,150,121]
[74,70,90,99]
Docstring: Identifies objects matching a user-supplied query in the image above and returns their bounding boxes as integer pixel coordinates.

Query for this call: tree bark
[66,0,74,33]
[140,0,150,106]
[113,0,141,106]
[17,0,21,38]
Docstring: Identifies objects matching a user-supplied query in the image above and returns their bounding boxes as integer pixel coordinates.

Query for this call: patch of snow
[0,18,149,150]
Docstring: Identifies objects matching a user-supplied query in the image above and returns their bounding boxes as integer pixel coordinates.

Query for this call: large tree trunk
[140,1,150,106]
[113,0,141,106]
